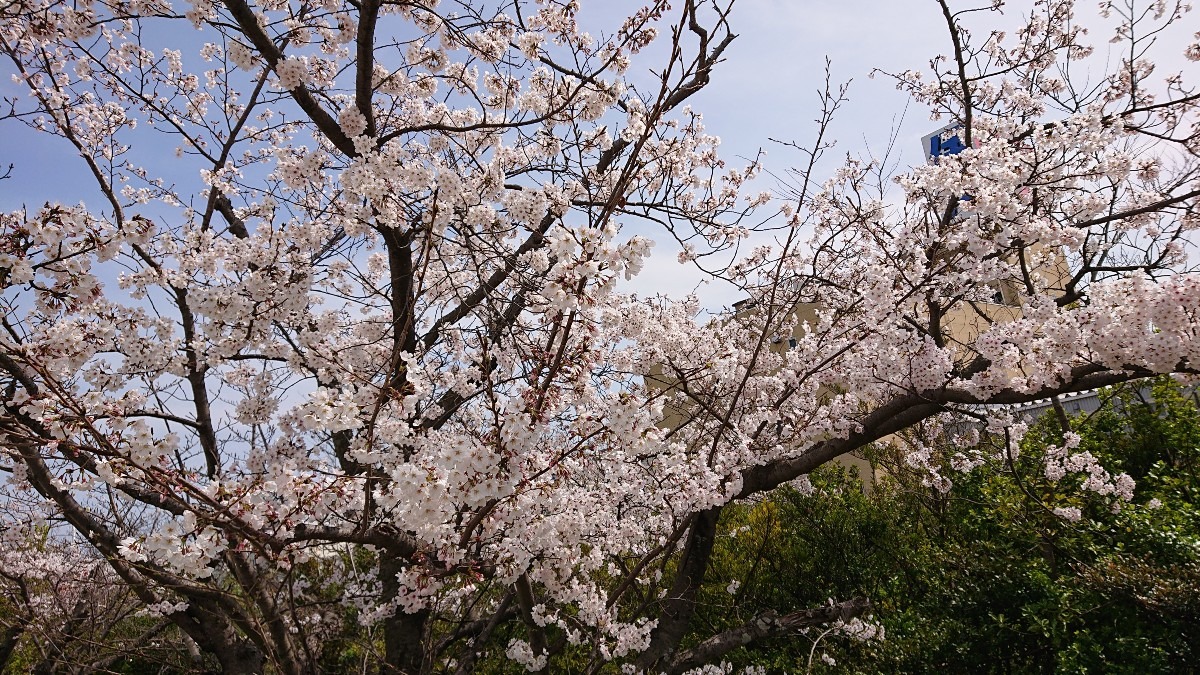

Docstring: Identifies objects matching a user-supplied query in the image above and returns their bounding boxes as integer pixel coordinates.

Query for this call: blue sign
[921,124,973,215]
[921,123,967,163]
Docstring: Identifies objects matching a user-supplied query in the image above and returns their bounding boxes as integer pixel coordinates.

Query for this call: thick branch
[220,0,357,156]
[290,523,418,558]
[1075,188,1200,229]
[355,0,380,138]
[737,363,1177,499]
[420,211,554,349]
[667,598,872,674]
[635,507,721,670]
[737,396,945,499]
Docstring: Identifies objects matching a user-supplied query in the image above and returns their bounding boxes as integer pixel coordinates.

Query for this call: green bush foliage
[693,377,1200,674]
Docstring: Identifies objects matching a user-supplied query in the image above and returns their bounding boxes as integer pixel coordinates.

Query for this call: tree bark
[0,624,24,672]
[381,551,429,674]
[635,507,722,671]
[182,603,266,675]
[667,598,872,674]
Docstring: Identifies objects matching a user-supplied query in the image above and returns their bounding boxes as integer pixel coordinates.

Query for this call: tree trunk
[635,507,722,671]
[212,642,266,675]
[179,604,265,675]
[0,624,24,672]
[381,552,429,674]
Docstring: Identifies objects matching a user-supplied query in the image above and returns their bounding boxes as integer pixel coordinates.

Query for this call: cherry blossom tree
[0,0,1197,672]
[0,517,199,673]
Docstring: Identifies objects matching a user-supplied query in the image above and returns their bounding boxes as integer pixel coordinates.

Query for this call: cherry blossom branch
[667,598,872,675]
[219,0,357,156]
